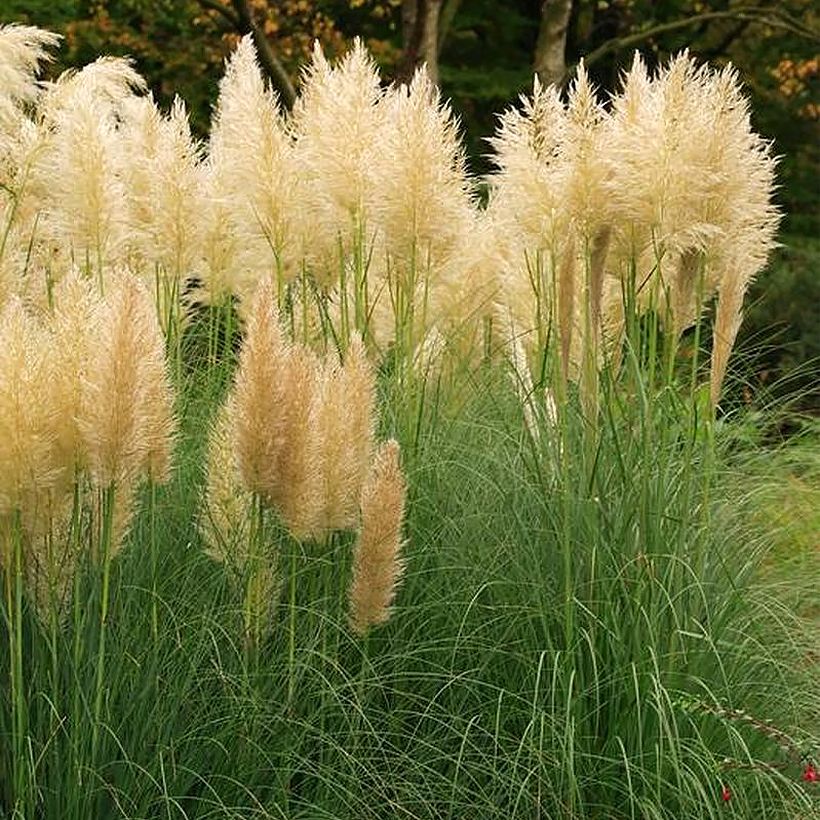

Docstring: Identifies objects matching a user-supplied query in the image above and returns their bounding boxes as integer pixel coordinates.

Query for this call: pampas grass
[208,35,299,297]
[205,281,386,652]
[1,25,811,820]
[0,28,778,406]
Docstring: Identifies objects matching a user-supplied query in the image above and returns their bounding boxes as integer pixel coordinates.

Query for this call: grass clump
[0,21,816,820]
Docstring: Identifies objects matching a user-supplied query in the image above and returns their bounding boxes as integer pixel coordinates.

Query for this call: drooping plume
[0,24,59,108]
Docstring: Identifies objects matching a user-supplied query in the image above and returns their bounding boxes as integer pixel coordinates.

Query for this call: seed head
[349,439,407,636]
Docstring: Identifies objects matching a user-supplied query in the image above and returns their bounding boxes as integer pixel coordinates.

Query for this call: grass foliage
[1,320,817,818]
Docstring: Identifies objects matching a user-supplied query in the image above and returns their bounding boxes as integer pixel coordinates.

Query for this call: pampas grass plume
[50,270,100,478]
[36,59,144,274]
[232,278,290,498]
[315,333,376,534]
[291,40,384,281]
[349,439,407,636]
[210,35,298,291]
[201,398,254,576]
[119,94,202,289]
[0,24,59,110]
[0,298,59,520]
[274,345,323,539]
[373,69,472,264]
[80,275,160,486]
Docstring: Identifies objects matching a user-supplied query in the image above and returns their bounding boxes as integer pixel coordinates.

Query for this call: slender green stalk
[242,493,265,668]
[287,538,298,711]
[4,510,30,816]
[90,484,116,768]
[148,482,159,647]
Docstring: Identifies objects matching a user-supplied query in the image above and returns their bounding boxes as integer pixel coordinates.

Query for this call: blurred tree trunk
[196,0,297,108]
[535,0,574,88]
[398,0,444,84]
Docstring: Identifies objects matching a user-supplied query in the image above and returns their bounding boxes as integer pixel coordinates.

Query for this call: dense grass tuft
[2,349,817,819]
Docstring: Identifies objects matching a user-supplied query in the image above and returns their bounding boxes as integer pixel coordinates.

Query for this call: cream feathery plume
[348,439,407,636]
[603,52,778,355]
[0,24,59,107]
[487,75,570,248]
[116,94,163,236]
[486,76,572,349]
[605,53,719,257]
[232,278,290,498]
[314,334,376,534]
[604,52,778,390]
[50,270,101,478]
[274,346,324,540]
[0,25,58,172]
[153,96,202,283]
[119,94,202,294]
[193,160,246,307]
[35,59,145,276]
[706,66,779,404]
[291,39,384,284]
[8,56,143,291]
[564,67,612,382]
[0,115,43,306]
[0,28,58,302]
[563,63,610,240]
[372,69,473,266]
[80,274,153,487]
[0,297,59,521]
[38,56,145,121]
[200,396,254,576]
[367,69,475,352]
[430,211,503,364]
[604,54,702,324]
[604,55,728,318]
[210,35,299,291]
[709,146,778,406]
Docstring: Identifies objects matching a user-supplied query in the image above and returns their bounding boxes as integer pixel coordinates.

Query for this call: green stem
[5,510,29,815]
[287,539,298,711]
[149,482,158,647]
[91,484,116,769]
[242,494,264,670]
